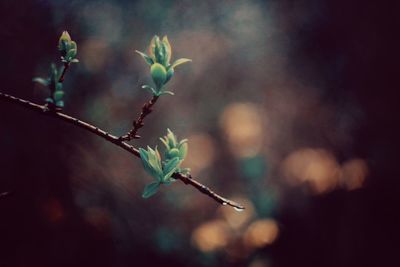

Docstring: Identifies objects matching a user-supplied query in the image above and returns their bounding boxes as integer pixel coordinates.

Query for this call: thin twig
[0,92,244,210]
[58,62,70,83]
[120,95,159,141]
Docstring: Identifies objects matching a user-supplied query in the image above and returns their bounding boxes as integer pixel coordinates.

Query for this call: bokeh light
[243,219,279,249]
[340,158,369,191]
[281,148,340,194]
[220,103,264,158]
[191,220,230,252]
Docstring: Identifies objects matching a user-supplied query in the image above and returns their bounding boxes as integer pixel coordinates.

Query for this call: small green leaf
[147,146,163,177]
[159,137,170,150]
[70,41,77,51]
[56,82,63,91]
[142,85,157,95]
[159,90,175,96]
[165,67,174,83]
[171,58,192,69]
[154,36,164,64]
[53,91,64,101]
[166,129,177,147]
[139,148,149,162]
[142,182,160,198]
[167,148,180,159]
[32,77,49,86]
[162,36,172,65]
[45,98,54,103]
[56,100,64,108]
[140,148,161,179]
[163,157,181,182]
[135,50,154,65]
[70,58,79,63]
[148,36,158,60]
[178,142,188,159]
[66,49,77,60]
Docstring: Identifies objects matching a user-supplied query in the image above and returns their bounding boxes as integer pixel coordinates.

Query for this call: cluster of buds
[33,31,79,109]
[136,35,191,96]
[33,63,65,108]
[139,129,189,198]
[58,31,79,63]
[160,128,188,162]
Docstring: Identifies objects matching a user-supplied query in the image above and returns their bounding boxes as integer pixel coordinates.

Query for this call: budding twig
[0,92,245,210]
[120,95,159,141]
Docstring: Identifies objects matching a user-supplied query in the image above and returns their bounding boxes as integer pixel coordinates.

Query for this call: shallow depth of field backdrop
[0,0,399,267]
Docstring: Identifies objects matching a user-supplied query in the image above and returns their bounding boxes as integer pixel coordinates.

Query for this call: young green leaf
[178,142,188,159]
[56,100,64,108]
[159,137,170,150]
[142,182,160,198]
[162,157,181,182]
[171,58,192,69]
[165,67,174,83]
[53,91,64,101]
[32,77,49,86]
[142,85,157,95]
[66,49,77,61]
[166,129,177,147]
[166,148,180,159]
[162,36,172,65]
[135,50,154,65]
[146,147,163,177]
[140,148,162,180]
[159,90,175,96]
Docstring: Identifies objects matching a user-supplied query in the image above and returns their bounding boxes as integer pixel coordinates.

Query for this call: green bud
[58,31,71,56]
[60,31,71,41]
[150,63,167,89]
[147,35,174,67]
[58,31,78,62]
[166,67,174,83]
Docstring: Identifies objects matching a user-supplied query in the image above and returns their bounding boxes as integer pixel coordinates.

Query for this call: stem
[0,92,244,210]
[119,95,159,141]
[58,62,70,83]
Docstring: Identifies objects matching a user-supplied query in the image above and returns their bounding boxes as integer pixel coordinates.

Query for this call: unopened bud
[150,63,167,89]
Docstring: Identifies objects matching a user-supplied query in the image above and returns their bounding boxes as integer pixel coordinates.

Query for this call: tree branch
[0,91,244,210]
[119,95,159,141]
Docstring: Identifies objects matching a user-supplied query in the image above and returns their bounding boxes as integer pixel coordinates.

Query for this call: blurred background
[0,0,399,266]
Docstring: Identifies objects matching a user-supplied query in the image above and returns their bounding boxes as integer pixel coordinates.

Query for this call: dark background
[0,0,399,267]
